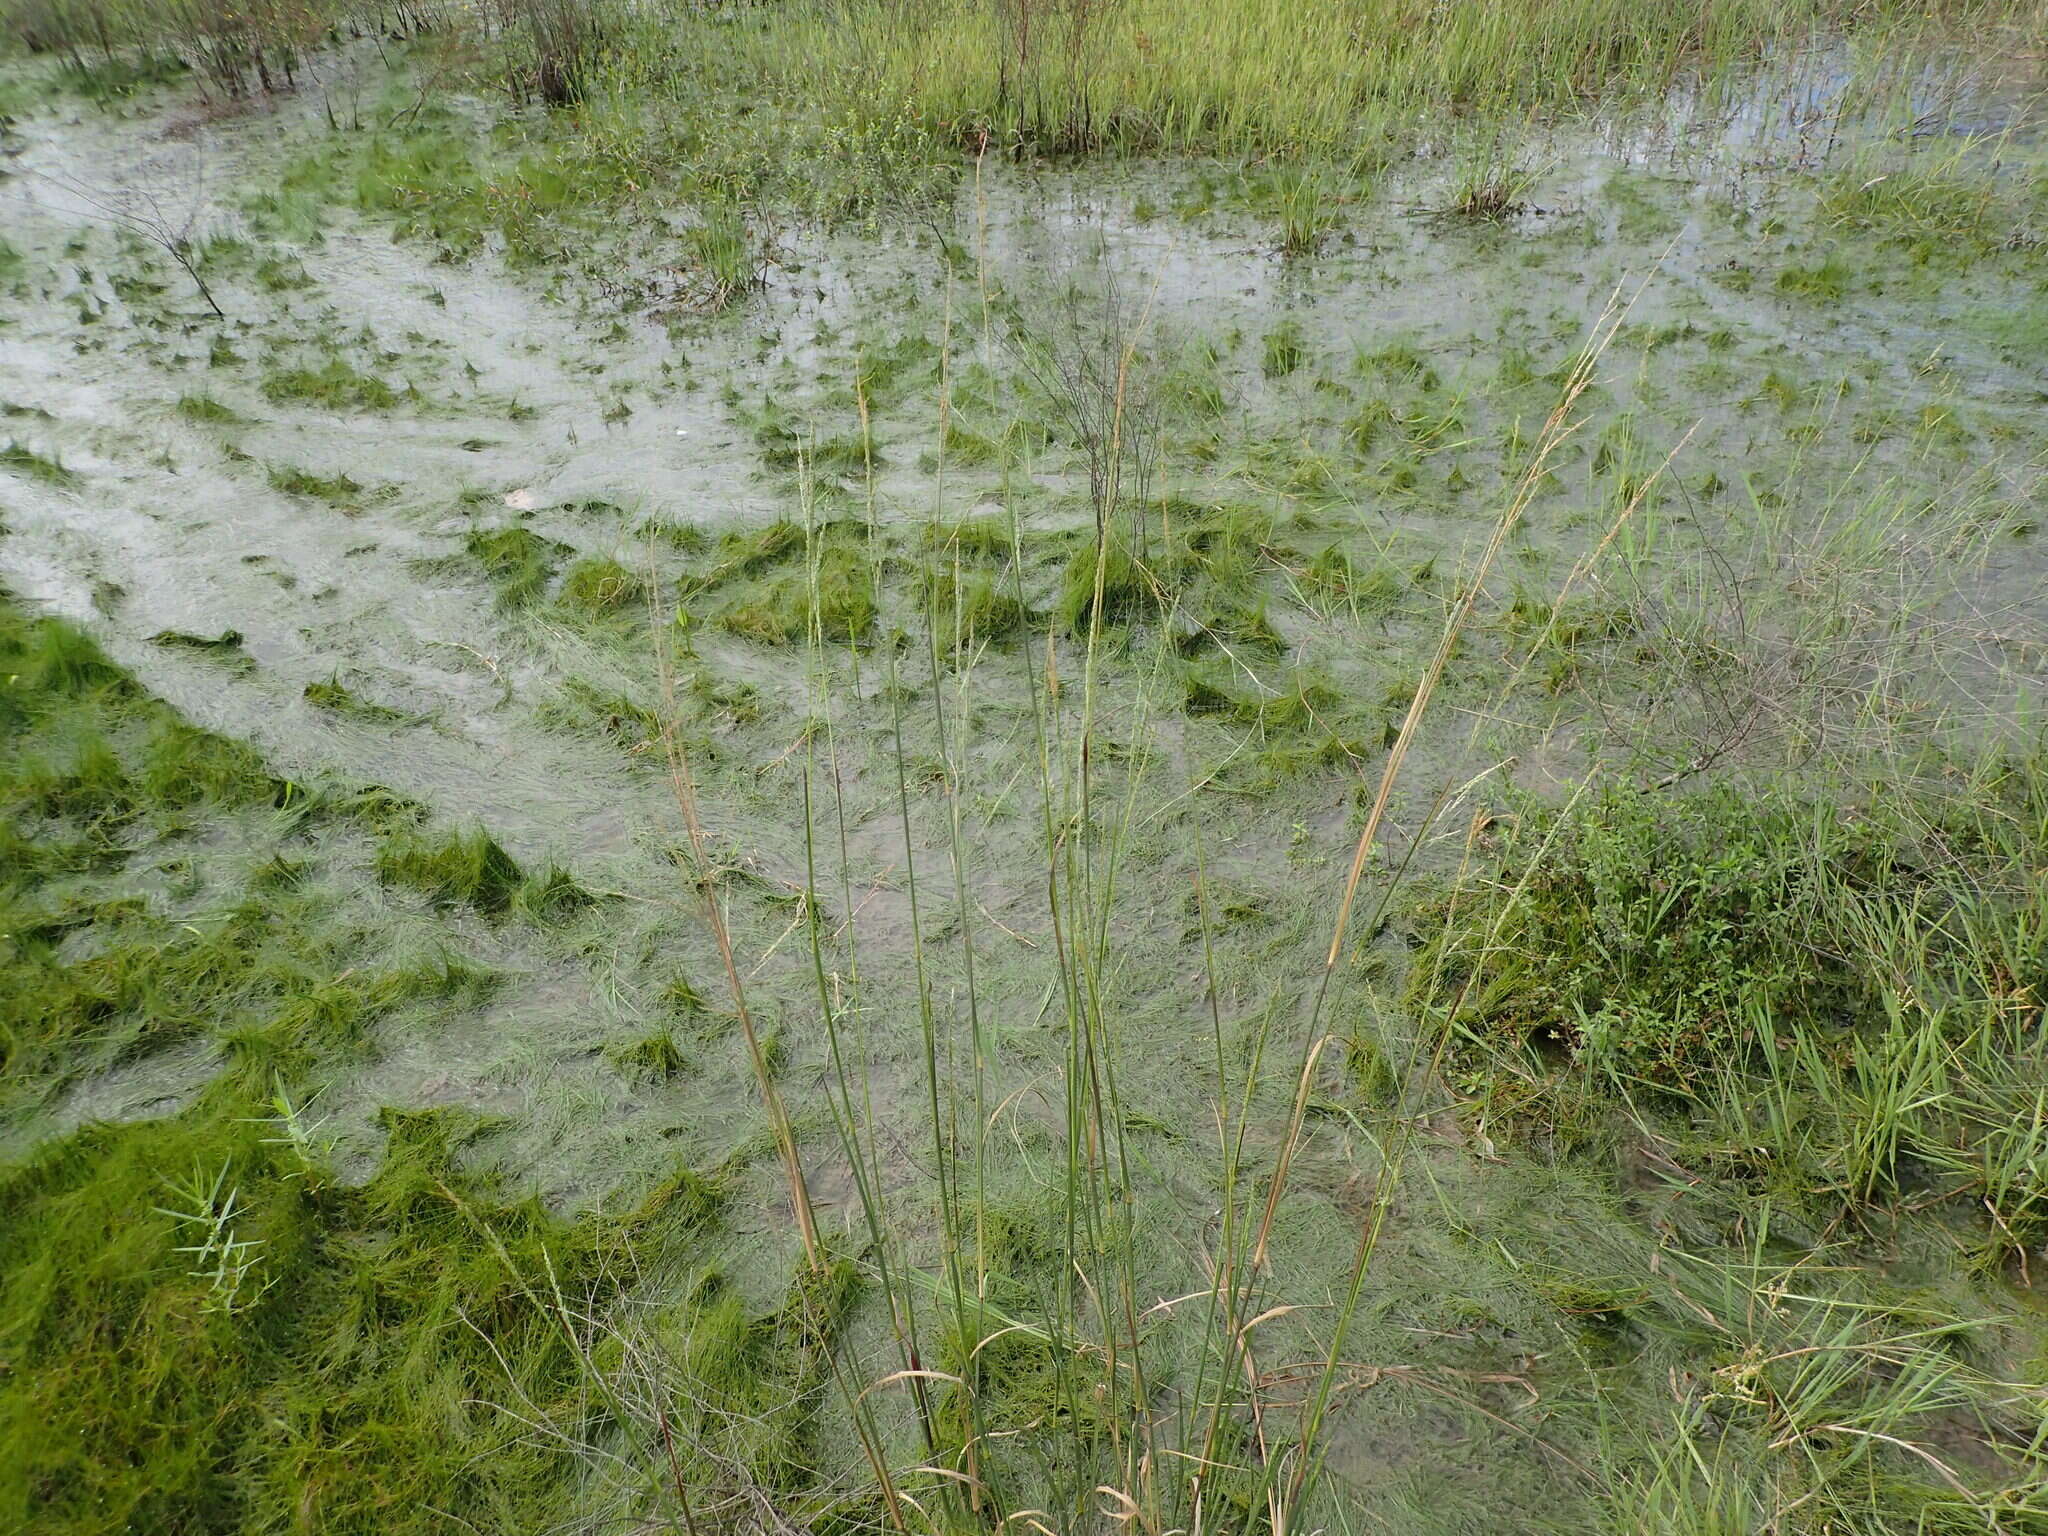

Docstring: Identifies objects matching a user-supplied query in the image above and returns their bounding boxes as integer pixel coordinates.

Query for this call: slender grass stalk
[648,566,820,1267]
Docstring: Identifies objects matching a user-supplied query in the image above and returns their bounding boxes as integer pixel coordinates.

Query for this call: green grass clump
[1055,525,1188,636]
[13,733,137,829]
[1414,783,1864,1085]
[0,611,127,721]
[149,628,251,671]
[350,132,487,229]
[303,676,411,723]
[1776,253,1852,301]
[922,516,1029,640]
[1272,166,1337,253]
[375,825,590,923]
[944,1322,1114,1440]
[924,516,1016,561]
[465,527,570,608]
[849,331,941,410]
[606,1027,690,1082]
[1174,592,1285,656]
[1161,337,1228,417]
[375,826,528,916]
[4,898,232,1085]
[924,562,1030,642]
[1821,161,2002,253]
[1261,318,1307,377]
[267,465,365,504]
[1179,501,1274,580]
[755,414,874,475]
[715,544,874,645]
[139,719,273,808]
[518,862,594,922]
[537,678,667,755]
[557,556,648,616]
[260,361,400,411]
[698,519,806,579]
[1,441,79,489]
[1184,665,1349,750]
[1355,340,1441,391]
[940,419,1003,465]
[1298,544,1403,614]
[368,951,503,1011]
[253,255,313,291]
[1504,591,1636,649]
[683,522,875,646]
[2,597,272,875]
[0,876,375,1100]
[174,394,247,425]
[682,207,763,309]
[1410,754,2048,1286]
[1415,762,2047,1140]
[653,1258,860,1499]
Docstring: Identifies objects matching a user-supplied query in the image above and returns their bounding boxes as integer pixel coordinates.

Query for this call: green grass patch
[557,556,649,617]
[1776,253,1853,301]
[261,361,401,411]
[464,527,571,609]
[605,1027,690,1082]
[924,561,1031,642]
[1261,318,1307,377]
[175,394,247,426]
[150,628,254,674]
[374,826,529,916]
[1,442,78,489]
[682,521,876,645]
[374,826,591,922]
[0,1097,723,1535]
[267,465,366,505]
[303,676,413,723]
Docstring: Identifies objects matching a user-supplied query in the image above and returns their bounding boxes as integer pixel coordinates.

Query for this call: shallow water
[3,46,2047,1524]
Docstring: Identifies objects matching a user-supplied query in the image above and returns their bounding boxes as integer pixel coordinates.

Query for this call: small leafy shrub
[1411,785,1862,1086]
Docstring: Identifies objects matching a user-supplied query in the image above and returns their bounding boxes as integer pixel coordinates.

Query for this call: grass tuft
[175,394,248,425]
[1,442,79,489]
[261,361,400,411]
[375,827,528,916]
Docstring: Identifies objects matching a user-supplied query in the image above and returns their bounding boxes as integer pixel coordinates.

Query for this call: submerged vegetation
[2,1,2048,1533]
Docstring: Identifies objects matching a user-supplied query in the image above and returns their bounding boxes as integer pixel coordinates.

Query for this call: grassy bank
[830,0,2048,156]
[10,0,2048,176]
